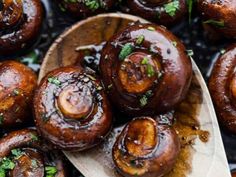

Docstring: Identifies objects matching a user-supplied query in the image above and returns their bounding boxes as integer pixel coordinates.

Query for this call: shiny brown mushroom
[0,129,66,177]
[0,60,37,128]
[209,44,236,134]
[113,117,180,177]
[197,0,236,39]
[0,0,43,55]
[100,23,192,116]
[57,0,116,18]
[125,0,187,26]
[33,66,113,151]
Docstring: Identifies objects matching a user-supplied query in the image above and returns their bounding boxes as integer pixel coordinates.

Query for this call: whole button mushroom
[100,23,192,117]
[34,66,113,151]
[0,61,37,128]
[0,0,43,55]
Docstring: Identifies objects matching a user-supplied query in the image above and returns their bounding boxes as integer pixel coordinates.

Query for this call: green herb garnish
[172,41,177,47]
[0,168,5,177]
[31,160,38,168]
[141,57,149,65]
[164,1,179,17]
[119,43,134,60]
[48,77,61,86]
[30,133,38,141]
[203,19,225,28]
[0,158,15,170]
[136,35,145,45]
[140,96,148,107]
[45,166,57,177]
[11,149,23,159]
[84,0,100,11]
[186,49,194,57]
[147,26,155,31]
[187,0,193,23]
[147,64,155,77]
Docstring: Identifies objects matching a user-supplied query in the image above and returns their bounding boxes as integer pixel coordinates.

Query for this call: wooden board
[38,13,231,177]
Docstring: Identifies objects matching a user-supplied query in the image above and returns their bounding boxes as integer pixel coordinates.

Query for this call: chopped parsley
[203,19,225,28]
[119,43,134,60]
[172,41,177,47]
[164,1,179,17]
[30,133,38,141]
[0,158,15,170]
[140,95,148,107]
[141,57,155,77]
[147,64,155,77]
[84,0,100,10]
[147,26,155,31]
[141,57,149,65]
[48,77,61,86]
[11,149,23,159]
[136,35,145,45]
[45,166,57,177]
[31,160,38,168]
[187,0,193,23]
[186,49,194,57]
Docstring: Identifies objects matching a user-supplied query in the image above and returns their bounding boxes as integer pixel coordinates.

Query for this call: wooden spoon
[39,13,231,177]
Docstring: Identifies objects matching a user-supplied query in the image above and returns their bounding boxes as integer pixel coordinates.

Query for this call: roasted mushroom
[113,117,180,177]
[0,0,43,55]
[209,44,236,134]
[57,0,115,18]
[100,23,192,116]
[34,66,113,151]
[197,0,236,39]
[0,129,66,177]
[0,61,37,128]
[125,0,187,26]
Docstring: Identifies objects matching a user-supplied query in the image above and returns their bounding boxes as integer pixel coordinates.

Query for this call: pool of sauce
[0,1,235,176]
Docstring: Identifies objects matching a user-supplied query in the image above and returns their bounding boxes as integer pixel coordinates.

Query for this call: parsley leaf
[119,43,134,60]
[187,0,193,23]
[48,77,61,86]
[164,1,179,17]
[0,158,15,170]
[141,57,149,65]
[203,19,225,28]
[45,166,57,177]
[30,133,39,141]
[140,96,148,107]
[146,64,155,77]
[136,35,145,45]
[84,0,100,11]
[11,149,23,159]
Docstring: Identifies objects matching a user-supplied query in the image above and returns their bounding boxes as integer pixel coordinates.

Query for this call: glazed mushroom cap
[100,23,192,116]
[0,129,66,177]
[209,44,236,133]
[197,0,236,39]
[113,117,180,177]
[0,0,43,55]
[34,66,113,151]
[0,60,37,128]
[126,0,187,26]
[58,0,116,18]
